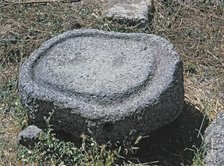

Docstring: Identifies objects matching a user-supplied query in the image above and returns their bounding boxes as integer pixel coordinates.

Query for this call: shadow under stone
[53,101,208,166]
[130,101,209,166]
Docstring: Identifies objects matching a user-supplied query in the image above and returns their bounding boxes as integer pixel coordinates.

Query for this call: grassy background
[0,0,224,165]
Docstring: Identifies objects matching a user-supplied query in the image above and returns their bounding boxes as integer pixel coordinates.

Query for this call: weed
[17,112,120,165]
[191,145,205,166]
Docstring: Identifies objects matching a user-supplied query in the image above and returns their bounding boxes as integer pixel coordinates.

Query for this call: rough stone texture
[104,0,154,26]
[204,112,224,166]
[18,125,42,148]
[19,29,184,143]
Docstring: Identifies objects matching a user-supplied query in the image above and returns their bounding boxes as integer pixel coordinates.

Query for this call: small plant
[17,112,121,165]
[12,99,28,129]
[192,145,205,166]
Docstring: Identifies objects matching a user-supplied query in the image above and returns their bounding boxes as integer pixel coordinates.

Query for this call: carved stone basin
[19,29,184,142]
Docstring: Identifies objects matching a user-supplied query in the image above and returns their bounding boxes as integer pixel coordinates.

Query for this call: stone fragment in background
[104,0,154,26]
[204,112,224,166]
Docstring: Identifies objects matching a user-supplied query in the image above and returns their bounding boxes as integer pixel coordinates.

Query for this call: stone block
[104,0,154,26]
[19,29,184,143]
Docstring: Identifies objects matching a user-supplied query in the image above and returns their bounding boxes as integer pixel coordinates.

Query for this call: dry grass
[152,2,224,119]
[0,0,224,165]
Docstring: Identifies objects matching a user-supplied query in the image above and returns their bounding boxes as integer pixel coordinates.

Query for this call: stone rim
[19,29,182,120]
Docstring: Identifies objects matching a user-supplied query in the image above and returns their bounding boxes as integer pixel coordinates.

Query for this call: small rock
[18,125,42,148]
[104,0,154,26]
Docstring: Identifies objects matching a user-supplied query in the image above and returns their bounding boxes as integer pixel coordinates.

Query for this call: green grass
[17,123,120,165]
[0,0,224,165]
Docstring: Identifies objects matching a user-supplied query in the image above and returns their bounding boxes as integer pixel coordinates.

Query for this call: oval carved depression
[33,35,156,100]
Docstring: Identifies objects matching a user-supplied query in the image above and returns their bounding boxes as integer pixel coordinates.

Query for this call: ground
[0,0,224,165]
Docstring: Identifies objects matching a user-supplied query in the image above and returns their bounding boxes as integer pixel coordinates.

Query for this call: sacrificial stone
[19,29,184,143]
